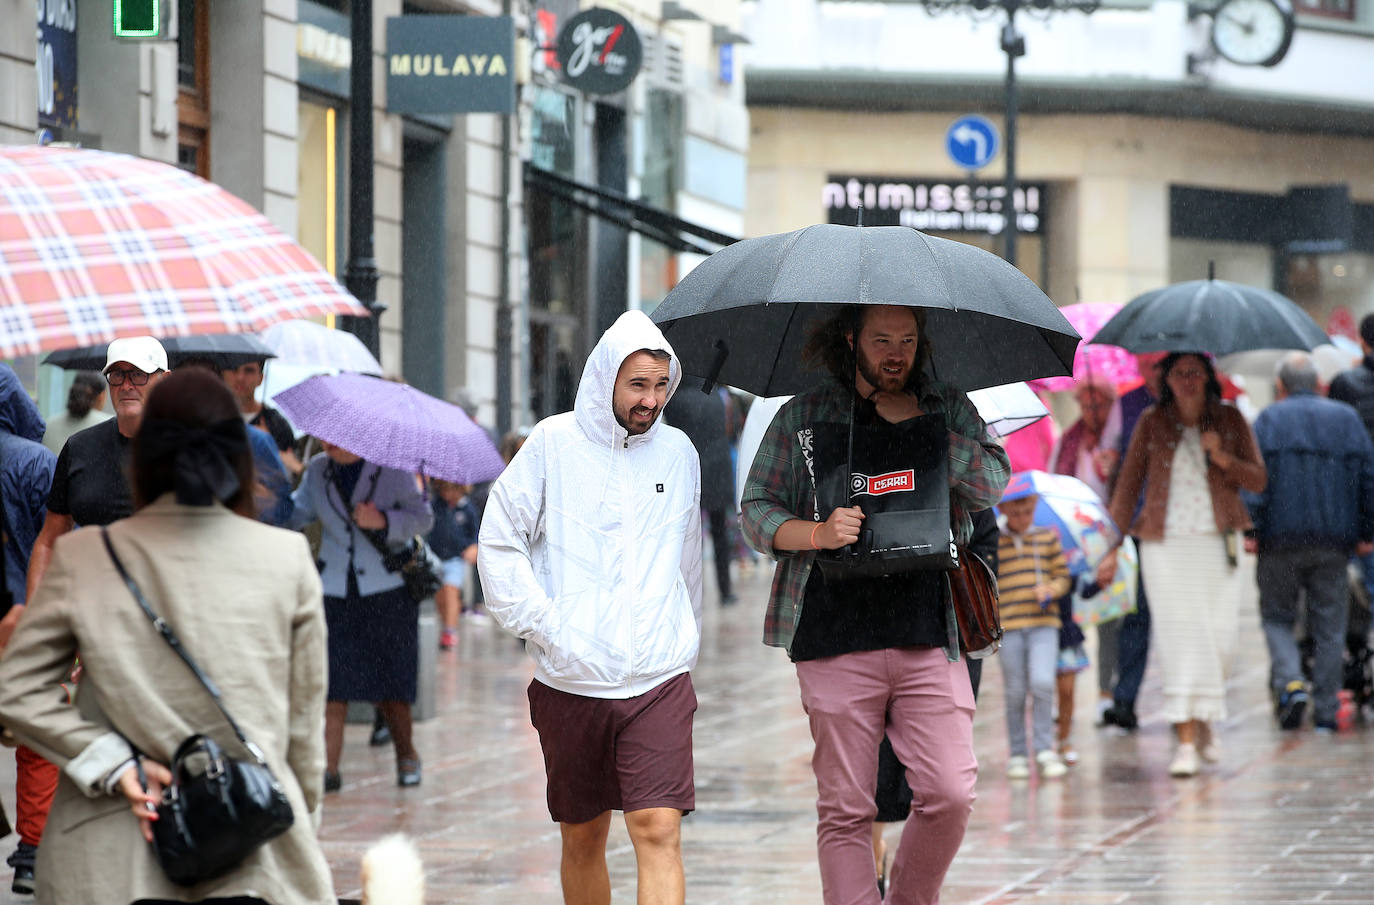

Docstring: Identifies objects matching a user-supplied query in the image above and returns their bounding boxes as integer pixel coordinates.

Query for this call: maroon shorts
[527,673,697,825]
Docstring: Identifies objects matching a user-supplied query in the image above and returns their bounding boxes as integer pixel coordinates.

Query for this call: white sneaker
[1006,756,1030,779]
[1197,724,1221,764]
[1094,697,1112,725]
[1169,743,1200,777]
[1035,750,1067,778]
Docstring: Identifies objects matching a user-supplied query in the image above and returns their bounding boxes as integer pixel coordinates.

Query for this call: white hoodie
[478,311,703,699]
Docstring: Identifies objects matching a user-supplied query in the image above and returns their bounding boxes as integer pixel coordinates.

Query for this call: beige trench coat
[0,496,334,905]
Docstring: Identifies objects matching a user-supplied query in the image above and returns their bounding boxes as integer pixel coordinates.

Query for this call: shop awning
[524,164,739,256]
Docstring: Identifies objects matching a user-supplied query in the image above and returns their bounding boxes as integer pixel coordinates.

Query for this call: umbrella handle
[845,386,857,507]
[700,340,729,394]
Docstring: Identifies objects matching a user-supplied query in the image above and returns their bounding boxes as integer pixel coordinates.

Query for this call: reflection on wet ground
[1,555,1370,903]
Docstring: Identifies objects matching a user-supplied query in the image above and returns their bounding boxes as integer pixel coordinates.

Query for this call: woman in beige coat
[0,369,334,905]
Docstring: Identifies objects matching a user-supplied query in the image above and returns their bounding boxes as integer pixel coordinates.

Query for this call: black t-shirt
[789,398,948,662]
[249,405,296,453]
[47,418,133,527]
[790,568,945,662]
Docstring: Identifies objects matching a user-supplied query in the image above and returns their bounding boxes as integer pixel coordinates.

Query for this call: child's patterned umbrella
[1001,470,1120,578]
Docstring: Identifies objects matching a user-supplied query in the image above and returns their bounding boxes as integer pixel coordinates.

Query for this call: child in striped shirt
[996,492,1072,780]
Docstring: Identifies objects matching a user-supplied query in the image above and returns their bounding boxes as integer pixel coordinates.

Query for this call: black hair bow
[139,417,247,506]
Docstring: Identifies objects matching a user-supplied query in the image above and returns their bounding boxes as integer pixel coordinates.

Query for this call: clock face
[1212,0,1296,67]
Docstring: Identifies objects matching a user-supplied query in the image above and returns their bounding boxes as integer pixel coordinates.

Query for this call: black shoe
[1104,704,1138,731]
[7,842,36,895]
[1277,681,1309,730]
[397,757,422,787]
[369,722,392,747]
[324,771,342,793]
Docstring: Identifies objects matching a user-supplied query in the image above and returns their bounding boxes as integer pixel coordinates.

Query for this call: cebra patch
[850,469,915,496]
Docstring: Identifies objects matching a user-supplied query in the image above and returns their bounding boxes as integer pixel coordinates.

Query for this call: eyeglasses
[106,368,154,386]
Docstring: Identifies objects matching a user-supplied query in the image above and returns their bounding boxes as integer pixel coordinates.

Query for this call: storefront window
[176,0,210,177]
[298,99,343,276]
[1286,252,1374,338]
[1169,238,1274,289]
[528,86,584,418]
[637,91,683,314]
[1295,0,1355,19]
[531,88,576,177]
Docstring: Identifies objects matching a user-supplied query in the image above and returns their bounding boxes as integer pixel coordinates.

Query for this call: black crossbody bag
[340,463,443,602]
[102,529,295,887]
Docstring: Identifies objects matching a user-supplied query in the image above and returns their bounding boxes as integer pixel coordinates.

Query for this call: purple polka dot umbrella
[273,373,505,485]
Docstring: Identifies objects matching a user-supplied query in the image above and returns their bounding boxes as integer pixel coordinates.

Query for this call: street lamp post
[920,0,1099,268]
[342,0,386,359]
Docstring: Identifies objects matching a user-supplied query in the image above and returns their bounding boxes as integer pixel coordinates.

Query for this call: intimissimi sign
[824,175,1045,236]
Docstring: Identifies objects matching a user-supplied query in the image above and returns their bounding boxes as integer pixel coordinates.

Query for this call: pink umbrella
[1030,302,1139,393]
[0,145,367,358]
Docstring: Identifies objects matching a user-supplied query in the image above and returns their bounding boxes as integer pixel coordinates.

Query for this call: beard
[856,351,914,394]
[615,404,659,435]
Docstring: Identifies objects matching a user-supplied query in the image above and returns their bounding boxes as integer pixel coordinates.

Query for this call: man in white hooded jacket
[479,310,703,905]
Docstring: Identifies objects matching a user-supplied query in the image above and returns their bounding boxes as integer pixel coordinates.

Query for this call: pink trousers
[795,647,977,905]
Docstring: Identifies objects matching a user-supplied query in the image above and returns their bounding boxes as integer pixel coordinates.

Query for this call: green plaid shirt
[740,379,1011,652]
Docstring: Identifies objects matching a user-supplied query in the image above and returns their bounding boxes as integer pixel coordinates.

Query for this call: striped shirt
[996,526,1070,631]
[740,378,1011,652]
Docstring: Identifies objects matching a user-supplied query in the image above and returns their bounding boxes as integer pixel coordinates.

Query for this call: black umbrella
[650,224,1079,395]
[1089,279,1328,356]
[43,333,277,371]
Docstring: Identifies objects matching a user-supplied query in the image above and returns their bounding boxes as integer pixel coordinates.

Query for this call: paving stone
[0,560,1369,902]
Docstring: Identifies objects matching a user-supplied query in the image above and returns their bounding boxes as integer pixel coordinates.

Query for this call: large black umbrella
[650,224,1079,395]
[43,333,277,371]
[1089,279,1328,356]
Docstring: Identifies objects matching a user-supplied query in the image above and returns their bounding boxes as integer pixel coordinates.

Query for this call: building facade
[743,0,1374,341]
[3,0,749,432]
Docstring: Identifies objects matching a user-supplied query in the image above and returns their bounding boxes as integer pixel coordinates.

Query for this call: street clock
[1210,0,1296,67]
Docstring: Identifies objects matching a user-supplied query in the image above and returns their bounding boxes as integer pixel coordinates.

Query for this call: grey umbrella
[650,224,1079,395]
[1089,279,1328,356]
[43,333,277,371]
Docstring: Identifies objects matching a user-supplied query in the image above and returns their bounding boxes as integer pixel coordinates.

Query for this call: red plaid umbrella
[0,145,367,358]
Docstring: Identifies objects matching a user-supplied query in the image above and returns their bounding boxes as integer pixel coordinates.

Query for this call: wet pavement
[0,554,1372,903]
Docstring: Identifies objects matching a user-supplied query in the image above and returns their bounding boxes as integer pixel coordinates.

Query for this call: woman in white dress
[1099,353,1266,777]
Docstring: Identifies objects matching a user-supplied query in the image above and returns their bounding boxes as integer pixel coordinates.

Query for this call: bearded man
[740,304,1009,905]
[479,311,702,905]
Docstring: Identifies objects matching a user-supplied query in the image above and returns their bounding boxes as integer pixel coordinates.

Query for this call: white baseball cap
[103,336,169,377]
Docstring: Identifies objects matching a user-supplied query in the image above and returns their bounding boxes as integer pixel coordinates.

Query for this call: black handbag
[385,536,444,602]
[362,531,443,601]
[812,409,958,580]
[355,467,443,602]
[102,529,295,887]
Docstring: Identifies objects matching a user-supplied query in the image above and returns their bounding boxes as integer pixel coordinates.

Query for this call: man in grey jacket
[479,311,703,905]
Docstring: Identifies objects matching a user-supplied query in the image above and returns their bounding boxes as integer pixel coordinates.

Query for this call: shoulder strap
[99,528,268,765]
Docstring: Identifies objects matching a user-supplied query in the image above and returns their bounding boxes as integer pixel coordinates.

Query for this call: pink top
[1001,413,1058,473]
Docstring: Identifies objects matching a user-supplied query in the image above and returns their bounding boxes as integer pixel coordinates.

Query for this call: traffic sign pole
[1003,18,1022,268]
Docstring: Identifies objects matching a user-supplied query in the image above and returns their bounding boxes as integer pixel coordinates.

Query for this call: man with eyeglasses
[17,337,168,610]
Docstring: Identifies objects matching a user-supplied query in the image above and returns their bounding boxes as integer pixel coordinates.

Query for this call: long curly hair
[802,305,933,392]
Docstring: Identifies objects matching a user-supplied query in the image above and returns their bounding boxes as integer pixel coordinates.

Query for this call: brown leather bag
[946,548,1002,659]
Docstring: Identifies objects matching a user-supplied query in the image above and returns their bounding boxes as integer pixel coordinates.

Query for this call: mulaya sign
[386,15,515,115]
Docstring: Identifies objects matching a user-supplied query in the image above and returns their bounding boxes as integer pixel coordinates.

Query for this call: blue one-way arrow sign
[945,115,1000,170]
